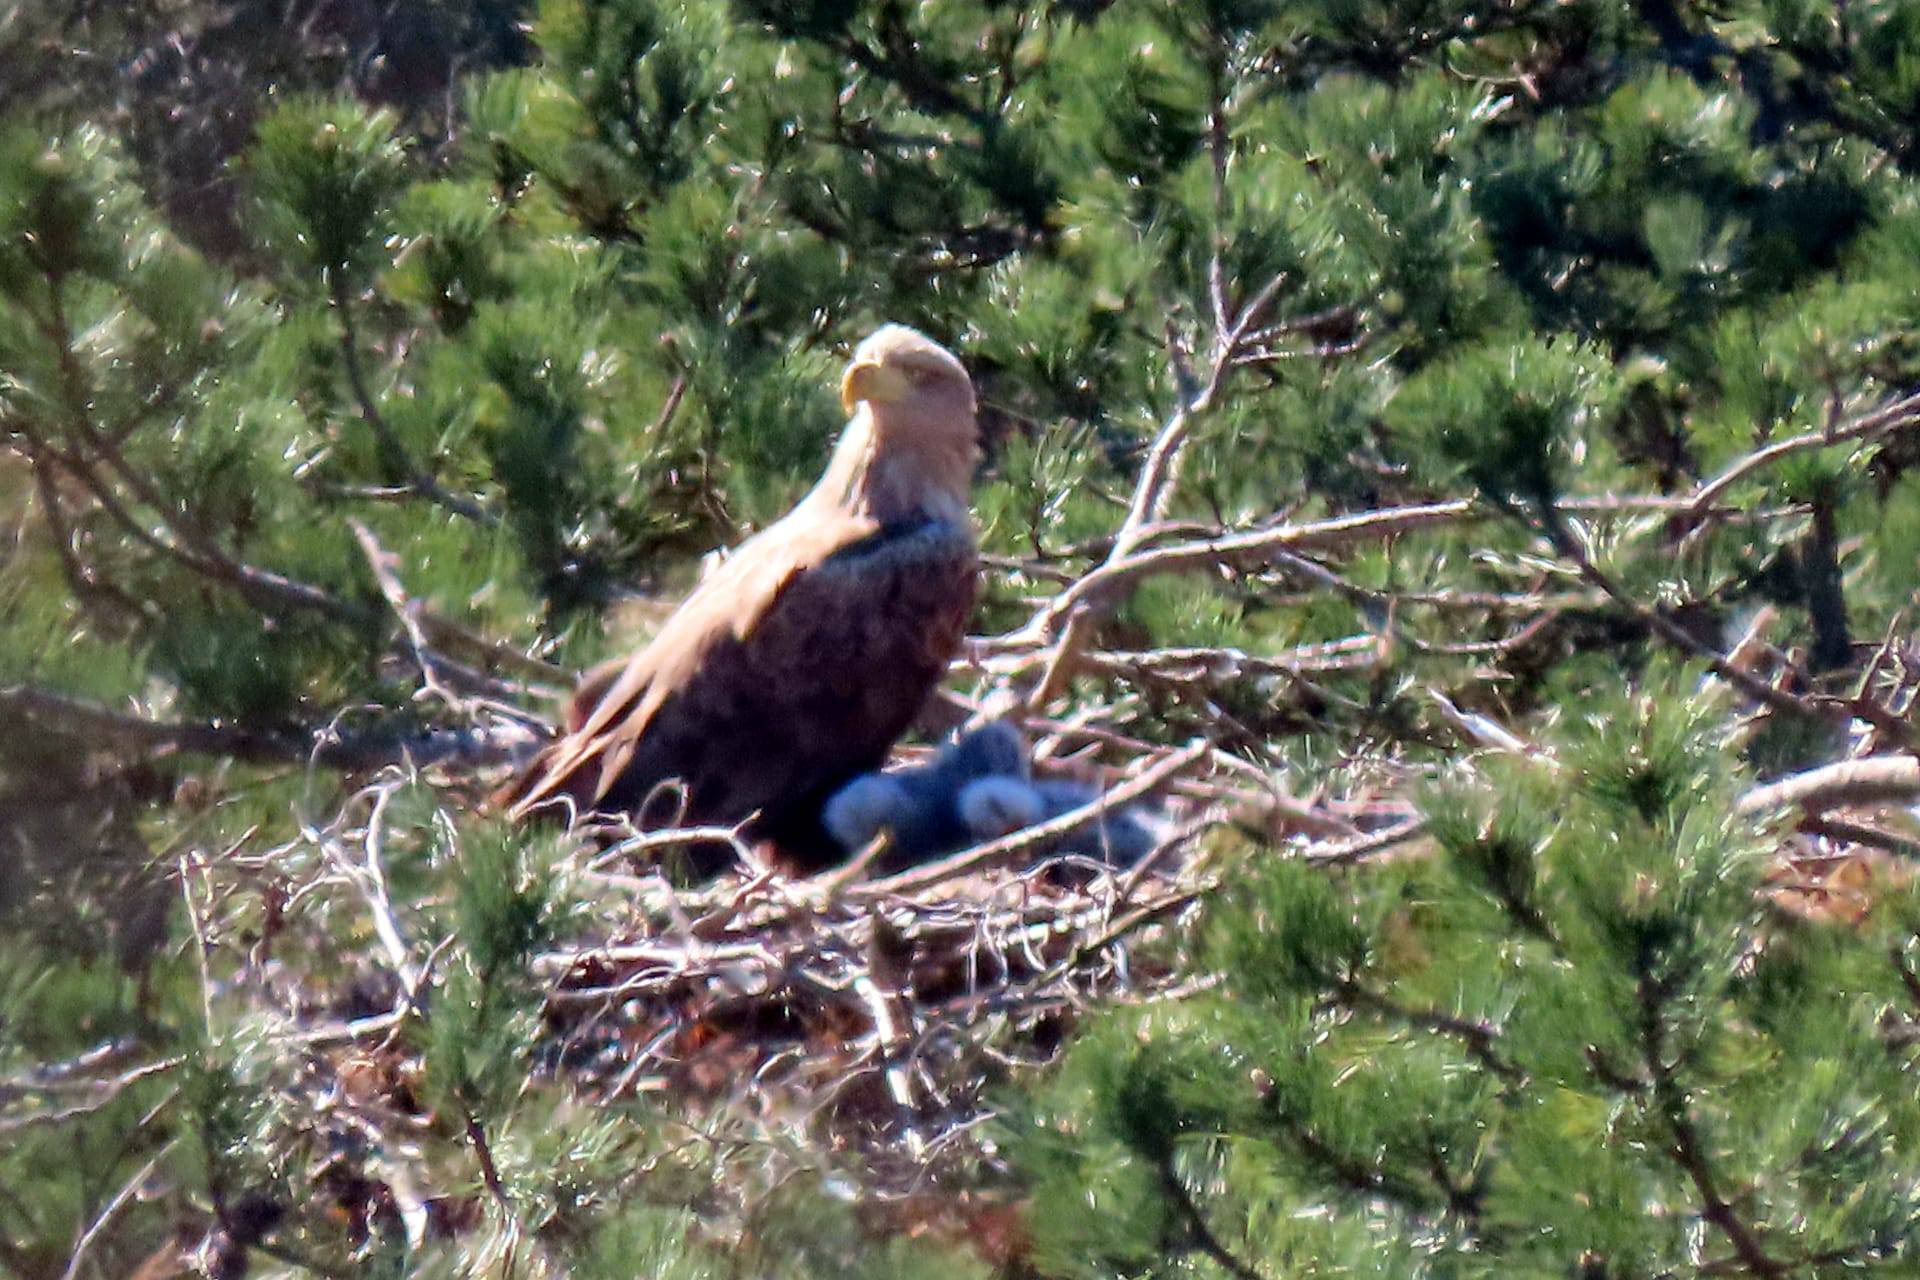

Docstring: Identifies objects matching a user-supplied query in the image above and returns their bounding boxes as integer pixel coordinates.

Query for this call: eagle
[495,325,980,873]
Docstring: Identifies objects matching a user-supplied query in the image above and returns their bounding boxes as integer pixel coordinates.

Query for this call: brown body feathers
[494,326,980,870]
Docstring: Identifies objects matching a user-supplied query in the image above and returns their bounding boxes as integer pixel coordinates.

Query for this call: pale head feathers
[818,324,978,524]
[839,324,974,417]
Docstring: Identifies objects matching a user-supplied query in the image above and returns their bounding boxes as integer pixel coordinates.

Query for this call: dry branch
[1,683,543,770]
[1000,493,1723,650]
[1736,756,1920,816]
[1688,390,1920,513]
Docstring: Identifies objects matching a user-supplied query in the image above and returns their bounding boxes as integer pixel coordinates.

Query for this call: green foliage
[1011,676,1920,1275]
[250,98,410,283]
[12,0,1920,1272]
[1388,334,1624,512]
[425,822,561,1140]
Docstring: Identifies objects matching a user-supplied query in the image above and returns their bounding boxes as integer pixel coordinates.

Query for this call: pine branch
[1534,511,1834,728]
[20,439,156,632]
[1334,979,1524,1083]
[834,13,992,127]
[14,414,371,627]
[330,274,497,528]
[1157,1158,1268,1280]
[32,266,373,627]
[1688,391,1920,514]
[17,425,558,700]
[1263,1099,1442,1214]
[463,1108,514,1212]
[1635,970,1787,1278]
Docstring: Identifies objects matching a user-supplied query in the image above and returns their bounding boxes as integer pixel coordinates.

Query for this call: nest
[526,737,1221,1178]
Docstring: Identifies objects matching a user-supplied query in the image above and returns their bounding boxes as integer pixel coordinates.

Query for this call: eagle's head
[841,324,975,417]
[834,324,979,519]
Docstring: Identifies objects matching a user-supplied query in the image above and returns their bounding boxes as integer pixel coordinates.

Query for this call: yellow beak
[840,359,913,415]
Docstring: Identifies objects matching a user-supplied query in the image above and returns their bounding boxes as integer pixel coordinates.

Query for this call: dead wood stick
[1115,270,1290,553]
[1689,391,1920,513]
[0,683,541,769]
[1303,820,1429,867]
[350,519,478,711]
[1736,756,1920,816]
[59,1141,176,1280]
[1802,816,1920,860]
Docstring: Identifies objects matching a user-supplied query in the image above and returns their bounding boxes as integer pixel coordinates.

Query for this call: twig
[1302,820,1428,867]
[331,276,496,527]
[1024,603,1096,711]
[330,785,421,989]
[1070,881,1213,963]
[1688,390,1920,513]
[349,519,471,712]
[0,1056,184,1132]
[1114,815,1215,907]
[583,823,757,876]
[61,1141,176,1280]
[0,683,543,770]
[813,832,897,899]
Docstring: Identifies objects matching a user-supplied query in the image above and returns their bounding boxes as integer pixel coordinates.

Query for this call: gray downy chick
[821,721,1029,870]
[955,776,1163,869]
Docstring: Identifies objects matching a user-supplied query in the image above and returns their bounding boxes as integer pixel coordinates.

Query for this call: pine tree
[8,0,1920,1275]
[1012,671,1920,1276]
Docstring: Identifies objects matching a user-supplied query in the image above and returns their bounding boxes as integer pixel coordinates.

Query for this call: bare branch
[1736,755,1920,816]
[60,1141,176,1280]
[1688,390,1920,514]
[1,682,543,770]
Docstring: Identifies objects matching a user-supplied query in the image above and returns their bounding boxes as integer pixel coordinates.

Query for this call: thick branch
[1735,756,1920,816]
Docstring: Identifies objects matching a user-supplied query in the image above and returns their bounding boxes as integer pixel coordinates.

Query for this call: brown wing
[564,655,626,733]
[496,511,976,861]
